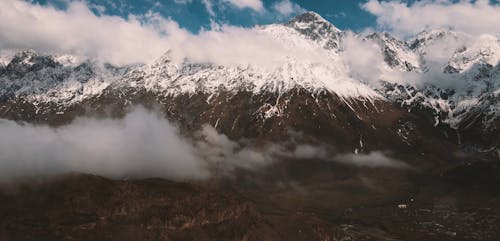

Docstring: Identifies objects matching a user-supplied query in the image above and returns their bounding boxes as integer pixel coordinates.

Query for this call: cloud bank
[1,0,497,68]
[340,32,386,86]
[0,107,289,181]
[362,0,500,37]
[0,0,311,68]
[0,0,170,66]
[0,107,209,180]
[162,22,331,68]
[0,107,295,181]
[0,107,410,181]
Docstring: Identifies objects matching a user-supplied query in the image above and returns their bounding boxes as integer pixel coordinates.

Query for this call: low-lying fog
[0,107,409,181]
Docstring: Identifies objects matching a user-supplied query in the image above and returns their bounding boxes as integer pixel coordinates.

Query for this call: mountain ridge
[0,11,498,153]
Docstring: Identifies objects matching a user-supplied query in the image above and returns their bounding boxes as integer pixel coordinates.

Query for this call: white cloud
[340,32,386,86]
[272,0,304,16]
[0,107,210,180]
[338,31,484,91]
[0,108,283,181]
[223,0,264,12]
[184,0,265,16]
[162,21,331,69]
[334,151,410,168]
[174,0,193,4]
[201,0,216,16]
[194,125,281,172]
[0,0,317,68]
[362,0,500,37]
[288,145,410,168]
[0,0,170,66]
[0,105,411,181]
[292,145,327,159]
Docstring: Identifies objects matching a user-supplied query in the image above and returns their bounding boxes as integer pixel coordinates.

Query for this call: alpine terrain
[0,11,499,241]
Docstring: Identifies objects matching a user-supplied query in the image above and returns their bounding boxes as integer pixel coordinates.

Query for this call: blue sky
[29,0,390,33]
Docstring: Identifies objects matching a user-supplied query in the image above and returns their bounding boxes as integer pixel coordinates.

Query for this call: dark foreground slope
[1,158,499,241]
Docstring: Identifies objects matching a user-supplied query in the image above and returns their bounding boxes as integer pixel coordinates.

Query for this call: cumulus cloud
[0,0,171,66]
[223,0,264,12]
[176,0,302,16]
[272,0,305,16]
[197,0,264,16]
[362,0,500,37]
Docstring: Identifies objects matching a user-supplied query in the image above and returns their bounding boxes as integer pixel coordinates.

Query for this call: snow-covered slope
[367,32,421,72]
[0,15,382,105]
[0,12,498,148]
[0,50,127,107]
[284,11,342,50]
[384,30,500,131]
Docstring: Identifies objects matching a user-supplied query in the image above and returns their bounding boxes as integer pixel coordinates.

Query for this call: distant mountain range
[0,11,498,158]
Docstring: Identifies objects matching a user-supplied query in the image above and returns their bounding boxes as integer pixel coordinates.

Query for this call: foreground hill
[1,165,499,241]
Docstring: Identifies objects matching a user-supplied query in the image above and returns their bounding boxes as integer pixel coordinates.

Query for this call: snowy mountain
[387,30,499,147]
[284,11,342,50]
[367,32,421,72]
[0,12,498,153]
[0,50,127,106]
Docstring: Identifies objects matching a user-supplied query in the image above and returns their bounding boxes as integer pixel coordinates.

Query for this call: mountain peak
[4,50,60,77]
[289,11,329,24]
[12,50,38,62]
[285,11,342,49]
[0,53,13,68]
[287,11,340,31]
[409,29,465,50]
[366,32,421,72]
